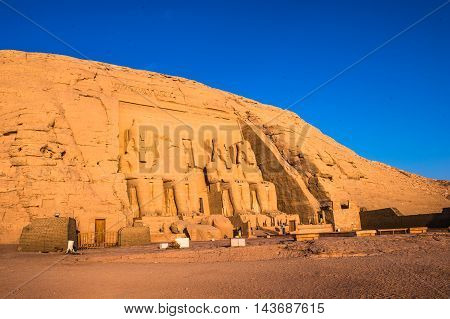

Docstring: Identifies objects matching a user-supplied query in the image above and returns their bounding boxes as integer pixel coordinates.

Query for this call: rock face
[0,50,448,243]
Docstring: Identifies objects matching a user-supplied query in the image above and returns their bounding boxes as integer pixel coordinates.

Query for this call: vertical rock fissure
[240,123,317,222]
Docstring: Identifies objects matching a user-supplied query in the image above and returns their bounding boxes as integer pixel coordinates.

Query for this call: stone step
[408,227,427,234]
[294,224,334,234]
[294,233,319,241]
[354,230,376,237]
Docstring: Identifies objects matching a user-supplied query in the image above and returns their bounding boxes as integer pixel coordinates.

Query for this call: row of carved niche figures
[119,121,281,219]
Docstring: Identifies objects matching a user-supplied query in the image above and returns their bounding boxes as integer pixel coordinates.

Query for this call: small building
[18,217,77,252]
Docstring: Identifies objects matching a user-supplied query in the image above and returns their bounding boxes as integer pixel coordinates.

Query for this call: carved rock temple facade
[0,51,449,243]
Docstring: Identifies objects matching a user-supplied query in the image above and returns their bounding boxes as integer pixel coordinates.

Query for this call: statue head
[213,139,233,169]
[237,140,257,166]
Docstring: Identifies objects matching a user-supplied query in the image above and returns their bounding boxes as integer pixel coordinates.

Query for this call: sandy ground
[0,232,449,299]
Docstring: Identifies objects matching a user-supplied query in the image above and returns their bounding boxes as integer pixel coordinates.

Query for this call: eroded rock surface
[0,50,448,243]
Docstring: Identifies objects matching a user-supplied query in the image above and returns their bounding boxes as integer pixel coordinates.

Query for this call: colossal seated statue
[120,121,209,220]
[163,138,208,218]
[119,120,166,218]
[205,139,252,215]
[205,138,300,234]
[236,140,300,231]
[120,120,298,237]
[236,140,279,215]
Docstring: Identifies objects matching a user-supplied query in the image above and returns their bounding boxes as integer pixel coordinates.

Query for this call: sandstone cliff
[0,50,448,243]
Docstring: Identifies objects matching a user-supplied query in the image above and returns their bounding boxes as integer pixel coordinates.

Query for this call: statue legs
[187,171,207,214]
[172,174,202,216]
[251,181,278,214]
[267,182,278,213]
[226,180,251,214]
[173,180,191,216]
[127,186,140,219]
[127,177,165,217]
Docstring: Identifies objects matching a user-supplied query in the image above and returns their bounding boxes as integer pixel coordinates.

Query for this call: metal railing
[77,232,118,249]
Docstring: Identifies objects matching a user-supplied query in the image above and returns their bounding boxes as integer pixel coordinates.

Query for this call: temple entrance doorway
[95,219,106,245]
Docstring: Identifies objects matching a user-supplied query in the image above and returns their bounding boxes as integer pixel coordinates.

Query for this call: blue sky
[1,0,449,179]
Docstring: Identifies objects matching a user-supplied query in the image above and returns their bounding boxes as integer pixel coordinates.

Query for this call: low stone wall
[119,226,150,246]
[360,208,450,230]
[18,217,77,252]
[186,224,223,241]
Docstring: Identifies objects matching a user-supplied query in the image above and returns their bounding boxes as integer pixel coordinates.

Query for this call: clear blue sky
[1,0,449,179]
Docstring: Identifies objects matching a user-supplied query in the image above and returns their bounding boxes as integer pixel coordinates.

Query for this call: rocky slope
[0,50,448,243]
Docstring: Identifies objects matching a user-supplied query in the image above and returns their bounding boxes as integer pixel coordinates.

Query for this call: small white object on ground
[230,238,246,247]
[175,237,190,248]
[159,243,169,250]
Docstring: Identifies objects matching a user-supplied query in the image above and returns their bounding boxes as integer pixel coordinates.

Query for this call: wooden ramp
[320,230,376,238]
[377,228,408,235]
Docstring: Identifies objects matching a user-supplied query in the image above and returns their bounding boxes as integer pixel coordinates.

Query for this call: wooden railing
[77,232,118,249]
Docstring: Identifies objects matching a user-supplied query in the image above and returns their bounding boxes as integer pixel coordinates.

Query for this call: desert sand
[1,233,448,299]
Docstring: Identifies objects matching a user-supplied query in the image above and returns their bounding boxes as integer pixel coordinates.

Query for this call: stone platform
[408,227,428,234]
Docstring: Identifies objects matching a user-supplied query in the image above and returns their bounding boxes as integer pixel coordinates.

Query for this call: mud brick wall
[18,217,76,252]
[119,226,150,246]
[360,208,450,229]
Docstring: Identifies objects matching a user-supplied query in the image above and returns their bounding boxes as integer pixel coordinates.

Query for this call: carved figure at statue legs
[221,180,252,215]
[126,177,165,217]
[172,177,201,217]
[250,181,278,214]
